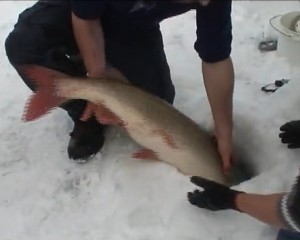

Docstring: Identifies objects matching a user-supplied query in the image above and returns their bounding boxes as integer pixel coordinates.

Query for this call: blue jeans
[277,229,300,240]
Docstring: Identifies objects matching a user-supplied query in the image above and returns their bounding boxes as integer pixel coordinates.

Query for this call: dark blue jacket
[71,0,232,63]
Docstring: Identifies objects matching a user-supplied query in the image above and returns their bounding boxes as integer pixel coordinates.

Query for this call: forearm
[236,193,286,228]
[71,13,105,76]
[202,57,234,139]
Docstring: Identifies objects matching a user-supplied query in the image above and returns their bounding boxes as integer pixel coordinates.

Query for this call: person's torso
[40,0,200,29]
[105,1,198,25]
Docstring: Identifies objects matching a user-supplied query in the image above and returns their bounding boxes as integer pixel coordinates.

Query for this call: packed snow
[1,1,300,240]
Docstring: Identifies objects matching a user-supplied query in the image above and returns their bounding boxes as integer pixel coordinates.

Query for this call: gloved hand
[279,120,300,149]
[187,176,243,211]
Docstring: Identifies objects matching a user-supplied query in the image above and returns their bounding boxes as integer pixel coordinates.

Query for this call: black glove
[279,120,300,149]
[187,176,243,211]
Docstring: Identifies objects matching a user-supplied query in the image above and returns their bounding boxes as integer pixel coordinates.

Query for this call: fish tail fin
[19,65,68,122]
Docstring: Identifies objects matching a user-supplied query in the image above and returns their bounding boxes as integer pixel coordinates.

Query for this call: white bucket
[269,11,300,66]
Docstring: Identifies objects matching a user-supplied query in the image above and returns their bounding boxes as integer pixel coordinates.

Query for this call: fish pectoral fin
[132,149,160,161]
[153,130,178,149]
[80,102,95,121]
[81,102,124,126]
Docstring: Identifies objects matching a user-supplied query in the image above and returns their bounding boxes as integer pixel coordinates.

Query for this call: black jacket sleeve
[194,0,232,63]
[71,0,107,20]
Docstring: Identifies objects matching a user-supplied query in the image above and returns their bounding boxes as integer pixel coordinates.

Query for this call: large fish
[21,65,252,186]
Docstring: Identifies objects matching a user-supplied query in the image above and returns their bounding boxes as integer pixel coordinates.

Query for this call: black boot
[68,117,106,162]
[61,100,106,162]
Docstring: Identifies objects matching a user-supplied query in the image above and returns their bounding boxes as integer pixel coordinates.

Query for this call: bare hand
[214,135,233,175]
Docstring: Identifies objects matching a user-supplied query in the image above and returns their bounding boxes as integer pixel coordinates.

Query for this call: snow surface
[1,1,300,240]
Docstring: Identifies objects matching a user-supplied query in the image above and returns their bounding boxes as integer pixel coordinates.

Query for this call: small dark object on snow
[261,79,290,93]
[258,40,278,52]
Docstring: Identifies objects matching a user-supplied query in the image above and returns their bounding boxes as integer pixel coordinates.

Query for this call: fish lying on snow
[20,65,254,186]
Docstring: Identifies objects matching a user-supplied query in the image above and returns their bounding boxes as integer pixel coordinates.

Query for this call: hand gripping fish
[21,65,253,186]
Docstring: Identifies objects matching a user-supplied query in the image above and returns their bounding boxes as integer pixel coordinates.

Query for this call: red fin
[153,130,178,149]
[19,65,68,88]
[132,149,159,161]
[19,65,67,122]
[23,90,64,122]
[81,102,125,126]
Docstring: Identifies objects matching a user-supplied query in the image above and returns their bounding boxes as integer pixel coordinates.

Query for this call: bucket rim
[270,13,300,40]
[280,11,300,36]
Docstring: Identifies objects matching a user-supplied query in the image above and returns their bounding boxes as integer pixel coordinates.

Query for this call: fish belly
[159,149,227,184]
[126,124,227,184]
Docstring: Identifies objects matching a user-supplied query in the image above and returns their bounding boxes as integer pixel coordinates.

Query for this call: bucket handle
[269,15,294,38]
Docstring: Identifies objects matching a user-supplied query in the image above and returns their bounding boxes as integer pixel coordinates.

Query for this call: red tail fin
[19,65,68,122]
